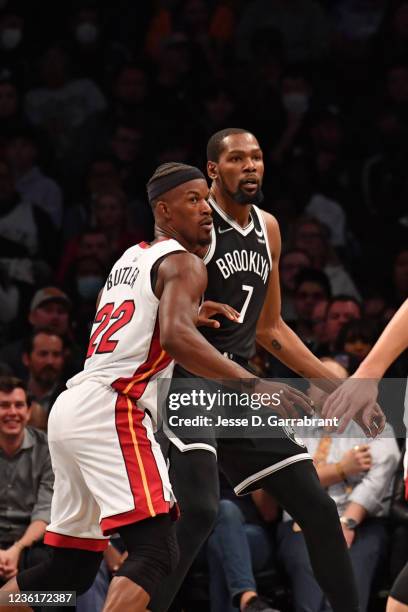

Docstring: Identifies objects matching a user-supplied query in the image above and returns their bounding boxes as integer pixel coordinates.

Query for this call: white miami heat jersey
[67,239,185,423]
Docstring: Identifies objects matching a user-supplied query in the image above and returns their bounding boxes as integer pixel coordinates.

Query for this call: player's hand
[341,445,372,476]
[197,301,240,328]
[257,380,315,419]
[321,377,384,436]
[104,545,128,574]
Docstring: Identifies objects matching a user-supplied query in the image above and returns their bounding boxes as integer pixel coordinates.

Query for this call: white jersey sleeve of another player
[67,239,185,391]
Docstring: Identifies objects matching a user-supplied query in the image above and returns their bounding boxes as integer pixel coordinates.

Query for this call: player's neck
[153,225,191,251]
[210,186,251,228]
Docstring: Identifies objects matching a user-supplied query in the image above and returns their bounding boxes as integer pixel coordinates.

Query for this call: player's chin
[198,228,212,246]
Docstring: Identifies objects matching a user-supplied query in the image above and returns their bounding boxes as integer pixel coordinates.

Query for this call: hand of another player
[341,445,372,476]
[321,377,384,436]
[104,545,128,574]
[257,380,315,419]
[197,301,240,328]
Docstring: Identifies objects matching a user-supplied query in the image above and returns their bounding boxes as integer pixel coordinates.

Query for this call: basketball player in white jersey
[322,299,408,612]
[0,163,313,612]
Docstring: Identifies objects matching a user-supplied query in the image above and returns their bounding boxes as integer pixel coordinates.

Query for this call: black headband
[147,166,206,203]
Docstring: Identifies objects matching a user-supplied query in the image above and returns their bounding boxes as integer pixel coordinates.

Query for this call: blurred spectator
[280,249,312,320]
[24,44,107,159]
[109,121,150,198]
[0,376,53,585]
[145,0,236,61]
[0,287,80,382]
[236,0,330,63]
[64,255,106,347]
[278,358,400,612]
[389,450,408,584]
[319,295,362,355]
[375,1,408,66]
[311,298,329,348]
[62,156,122,240]
[0,69,26,146]
[289,216,361,299]
[0,158,55,324]
[57,228,111,287]
[329,0,386,61]
[289,268,332,346]
[334,317,380,372]
[0,7,30,86]
[6,128,63,228]
[22,327,66,417]
[270,68,313,165]
[92,189,145,259]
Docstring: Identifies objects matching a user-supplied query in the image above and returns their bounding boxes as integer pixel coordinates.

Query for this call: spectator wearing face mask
[0,8,30,86]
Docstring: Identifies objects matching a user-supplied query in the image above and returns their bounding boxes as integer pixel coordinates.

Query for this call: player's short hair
[207,128,254,162]
[146,162,205,208]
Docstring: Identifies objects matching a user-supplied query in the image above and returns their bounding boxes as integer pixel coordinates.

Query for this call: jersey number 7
[86,300,135,358]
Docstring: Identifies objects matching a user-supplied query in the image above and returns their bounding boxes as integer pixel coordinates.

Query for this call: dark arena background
[0,1,407,611]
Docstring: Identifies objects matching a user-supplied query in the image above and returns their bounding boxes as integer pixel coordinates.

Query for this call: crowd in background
[0,0,408,610]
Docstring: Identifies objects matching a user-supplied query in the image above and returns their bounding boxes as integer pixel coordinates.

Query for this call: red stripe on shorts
[44,531,109,551]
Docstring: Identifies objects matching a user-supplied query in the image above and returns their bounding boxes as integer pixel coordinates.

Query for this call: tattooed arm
[255,211,338,392]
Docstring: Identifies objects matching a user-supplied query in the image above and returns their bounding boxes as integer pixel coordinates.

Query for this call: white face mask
[75,22,99,45]
[1,28,22,50]
[282,92,309,116]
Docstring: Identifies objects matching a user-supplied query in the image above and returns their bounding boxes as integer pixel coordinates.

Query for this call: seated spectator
[24,43,107,160]
[0,158,56,326]
[92,189,145,261]
[289,216,361,300]
[0,69,27,146]
[0,286,80,381]
[311,299,329,348]
[0,376,53,585]
[277,358,400,612]
[389,448,408,585]
[6,128,63,228]
[62,156,122,240]
[206,476,280,612]
[279,249,312,320]
[317,294,362,356]
[334,318,380,372]
[289,268,332,347]
[57,229,112,287]
[22,327,66,418]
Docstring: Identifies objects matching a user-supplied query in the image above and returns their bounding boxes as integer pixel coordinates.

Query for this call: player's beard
[220,175,264,206]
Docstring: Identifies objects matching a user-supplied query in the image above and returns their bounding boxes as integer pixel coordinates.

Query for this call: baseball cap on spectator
[30,287,71,312]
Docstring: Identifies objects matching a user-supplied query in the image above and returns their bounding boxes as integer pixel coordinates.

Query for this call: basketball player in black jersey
[150,130,385,612]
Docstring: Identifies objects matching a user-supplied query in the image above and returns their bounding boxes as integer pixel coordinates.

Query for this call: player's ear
[156,199,170,219]
[207,160,217,180]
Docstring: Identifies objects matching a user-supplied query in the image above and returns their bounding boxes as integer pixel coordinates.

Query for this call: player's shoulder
[254,208,280,235]
[159,250,205,277]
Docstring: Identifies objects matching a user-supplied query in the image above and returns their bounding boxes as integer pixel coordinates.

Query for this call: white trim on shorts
[164,423,217,456]
[234,452,312,495]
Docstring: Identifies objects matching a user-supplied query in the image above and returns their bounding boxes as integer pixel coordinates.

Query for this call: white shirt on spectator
[16,166,63,228]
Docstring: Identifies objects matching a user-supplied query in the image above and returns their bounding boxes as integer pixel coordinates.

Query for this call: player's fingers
[321,388,343,418]
[200,318,220,328]
[288,388,315,415]
[278,395,298,419]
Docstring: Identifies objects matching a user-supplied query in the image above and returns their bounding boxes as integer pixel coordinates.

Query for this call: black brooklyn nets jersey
[201,197,272,359]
